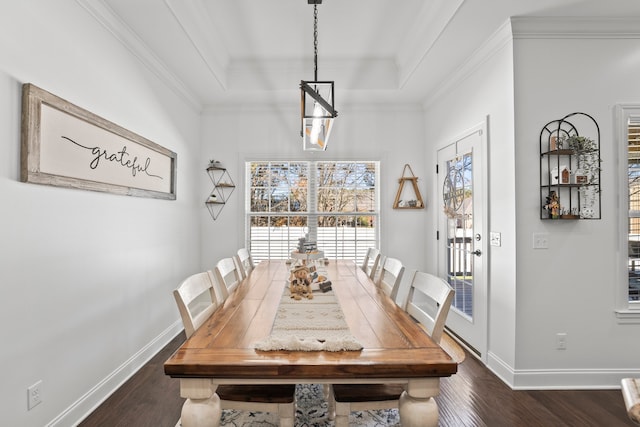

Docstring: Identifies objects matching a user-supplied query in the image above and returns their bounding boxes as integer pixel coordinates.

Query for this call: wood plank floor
[79,332,635,427]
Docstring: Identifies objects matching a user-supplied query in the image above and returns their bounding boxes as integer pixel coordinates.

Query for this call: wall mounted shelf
[393,164,424,209]
[539,112,601,220]
[205,162,235,220]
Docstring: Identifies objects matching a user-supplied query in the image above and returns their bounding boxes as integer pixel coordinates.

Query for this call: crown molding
[511,16,640,39]
[396,0,466,89]
[422,19,513,109]
[422,15,640,109]
[164,0,229,90]
[76,0,202,111]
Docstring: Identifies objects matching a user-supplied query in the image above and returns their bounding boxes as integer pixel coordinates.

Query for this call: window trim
[615,104,640,323]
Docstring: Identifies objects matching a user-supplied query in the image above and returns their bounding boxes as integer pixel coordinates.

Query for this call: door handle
[472,249,482,256]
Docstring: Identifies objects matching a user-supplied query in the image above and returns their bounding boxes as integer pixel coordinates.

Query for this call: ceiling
[81,0,640,111]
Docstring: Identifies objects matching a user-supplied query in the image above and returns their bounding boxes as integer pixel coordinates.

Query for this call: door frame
[435,119,489,362]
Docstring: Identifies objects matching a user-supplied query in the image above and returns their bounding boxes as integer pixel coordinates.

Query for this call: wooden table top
[164,260,457,381]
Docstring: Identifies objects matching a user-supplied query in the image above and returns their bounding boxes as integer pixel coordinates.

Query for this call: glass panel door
[437,122,487,359]
[443,153,474,318]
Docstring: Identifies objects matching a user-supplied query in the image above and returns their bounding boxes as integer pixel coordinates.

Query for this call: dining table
[164,259,458,427]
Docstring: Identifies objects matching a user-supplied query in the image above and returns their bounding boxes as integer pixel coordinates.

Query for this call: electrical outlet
[556,333,567,350]
[490,232,501,247]
[533,232,549,249]
[27,380,42,410]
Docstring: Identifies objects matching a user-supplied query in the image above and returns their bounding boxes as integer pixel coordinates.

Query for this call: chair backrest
[213,257,242,300]
[235,248,255,280]
[405,271,454,344]
[233,254,246,280]
[173,272,219,338]
[376,256,404,301]
[361,247,381,280]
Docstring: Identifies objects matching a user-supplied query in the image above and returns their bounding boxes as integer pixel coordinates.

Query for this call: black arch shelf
[539,112,601,220]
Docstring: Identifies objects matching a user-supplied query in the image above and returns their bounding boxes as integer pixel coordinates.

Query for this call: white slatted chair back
[360,247,381,280]
[214,257,242,300]
[236,247,255,279]
[405,271,455,344]
[376,256,405,301]
[173,271,218,338]
[234,255,246,280]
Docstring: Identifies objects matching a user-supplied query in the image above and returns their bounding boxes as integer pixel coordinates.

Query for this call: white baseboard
[47,320,184,427]
[486,351,515,386]
[487,351,640,390]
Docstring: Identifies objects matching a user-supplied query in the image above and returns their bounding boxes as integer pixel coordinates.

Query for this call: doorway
[436,121,488,360]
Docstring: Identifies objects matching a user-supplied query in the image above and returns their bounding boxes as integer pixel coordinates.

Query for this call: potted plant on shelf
[558,134,601,218]
[558,135,601,183]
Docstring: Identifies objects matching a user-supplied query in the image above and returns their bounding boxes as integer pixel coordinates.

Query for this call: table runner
[255,278,363,352]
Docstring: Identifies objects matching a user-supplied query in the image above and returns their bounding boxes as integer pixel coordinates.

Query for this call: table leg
[179,379,221,427]
[324,384,336,420]
[398,378,440,427]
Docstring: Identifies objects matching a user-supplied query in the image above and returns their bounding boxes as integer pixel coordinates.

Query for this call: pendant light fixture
[300,0,337,151]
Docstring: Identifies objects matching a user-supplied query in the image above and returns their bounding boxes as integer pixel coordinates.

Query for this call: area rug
[179,384,400,427]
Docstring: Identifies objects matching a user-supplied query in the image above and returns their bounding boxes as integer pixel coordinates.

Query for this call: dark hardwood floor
[78,333,184,427]
[79,332,634,427]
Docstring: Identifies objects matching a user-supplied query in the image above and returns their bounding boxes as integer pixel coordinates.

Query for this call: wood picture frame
[21,83,177,200]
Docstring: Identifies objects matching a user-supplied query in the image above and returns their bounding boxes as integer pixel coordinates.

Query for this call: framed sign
[21,83,177,200]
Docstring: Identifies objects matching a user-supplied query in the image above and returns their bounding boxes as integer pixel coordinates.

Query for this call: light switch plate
[490,232,501,247]
[533,232,549,249]
[27,380,42,410]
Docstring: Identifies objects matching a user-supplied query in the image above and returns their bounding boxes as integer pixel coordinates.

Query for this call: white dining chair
[173,272,296,427]
[213,257,242,301]
[331,270,456,427]
[360,247,381,280]
[173,271,220,338]
[233,255,247,280]
[405,271,455,344]
[376,256,405,302]
[234,247,255,280]
[622,378,640,425]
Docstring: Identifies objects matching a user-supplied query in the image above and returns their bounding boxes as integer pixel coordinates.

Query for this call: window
[627,115,640,302]
[246,161,379,264]
[617,104,640,321]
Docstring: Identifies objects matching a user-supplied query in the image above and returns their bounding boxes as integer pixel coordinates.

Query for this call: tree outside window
[247,161,379,262]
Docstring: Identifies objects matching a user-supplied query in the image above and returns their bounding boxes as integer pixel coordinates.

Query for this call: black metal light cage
[300,0,337,151]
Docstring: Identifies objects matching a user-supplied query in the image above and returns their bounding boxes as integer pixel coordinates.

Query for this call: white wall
[199,105,429,276]
[0,2,201,425]
[512,26,640,388]
[422,17,640,389]
[422,24,518,373]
